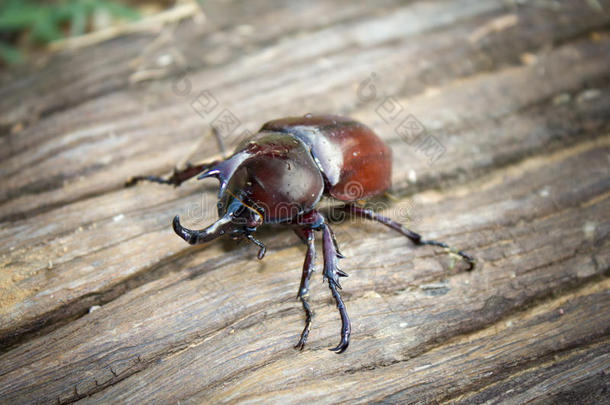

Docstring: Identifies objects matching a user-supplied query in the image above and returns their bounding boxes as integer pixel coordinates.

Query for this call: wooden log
[2,29,609,350]
[0,0,609,403]
[0,136,607,403]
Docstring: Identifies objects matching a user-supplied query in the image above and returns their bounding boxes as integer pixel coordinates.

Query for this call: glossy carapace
[128,114,474,353]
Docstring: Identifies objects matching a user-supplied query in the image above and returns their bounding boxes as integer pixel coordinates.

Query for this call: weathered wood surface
[0,0,609,403]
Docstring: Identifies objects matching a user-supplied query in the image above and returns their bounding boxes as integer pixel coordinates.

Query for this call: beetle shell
[261,115,392,201]
[224,133,325,223]
[205,114,392,223]
[159,114,474,354]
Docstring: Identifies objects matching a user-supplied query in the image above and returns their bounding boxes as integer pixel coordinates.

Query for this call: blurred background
[0,0,183,65]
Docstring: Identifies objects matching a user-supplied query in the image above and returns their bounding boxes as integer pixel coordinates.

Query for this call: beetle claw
[336,269,348,278]
[329,337,350,353]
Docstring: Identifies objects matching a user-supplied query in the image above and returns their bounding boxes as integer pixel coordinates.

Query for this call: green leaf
[0,5,42,30]
[92,0,140,21]
[31,11,63,43]
[66,2,88,37]
[0,41,23,64]
[0,0,141,63]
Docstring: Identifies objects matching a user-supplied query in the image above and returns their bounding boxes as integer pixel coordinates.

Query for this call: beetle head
[172,132,321,249]
[173,194,262,246]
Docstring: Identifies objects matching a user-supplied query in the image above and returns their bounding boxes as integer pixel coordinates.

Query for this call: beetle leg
[319,219,351,353]
[327,224,345,259]
[293,212,351,353]
[293,227,316,350]
[246,234,266,260]
[125,160,219,187]
[341,204,475,270]
[126,125,230,188]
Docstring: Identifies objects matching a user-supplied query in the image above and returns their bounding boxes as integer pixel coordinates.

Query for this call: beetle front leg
[320,220,351,353]
[293,227,316,350]
[125,160,220,187]
[293,211,351,353]
[341,204,475,270]
[246,234,267,260]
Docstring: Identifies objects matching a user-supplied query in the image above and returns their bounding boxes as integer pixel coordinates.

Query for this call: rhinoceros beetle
[127,114,474,353]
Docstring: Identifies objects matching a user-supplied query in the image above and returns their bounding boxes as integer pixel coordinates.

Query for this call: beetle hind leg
[341,204,475,270]
[414,239,475,269]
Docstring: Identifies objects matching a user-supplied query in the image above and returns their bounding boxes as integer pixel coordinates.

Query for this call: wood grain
[0,0,608,403]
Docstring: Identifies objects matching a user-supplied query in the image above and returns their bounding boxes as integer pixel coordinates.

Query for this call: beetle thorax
[222,133,324,223]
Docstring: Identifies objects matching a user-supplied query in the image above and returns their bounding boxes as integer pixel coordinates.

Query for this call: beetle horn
[173,195,246,245]
[197,151,251,197]
[173,214,235,245]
